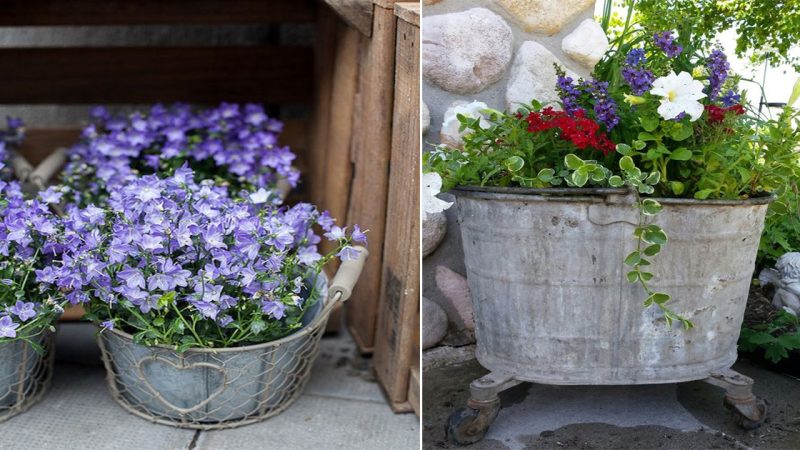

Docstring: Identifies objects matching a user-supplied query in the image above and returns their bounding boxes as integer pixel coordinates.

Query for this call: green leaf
[643,227,668,245]
[639,272,654,281]
[627,271,639,282]
[250,320,267,334]
[645,172,660,185]
[670,181,685,195]
[565,154,584,170]
[616,143,632,155]
[641,199,663,215]
[669,147,693,161]
[670,125,693,141]
[608,175,624,187]
[643,244,661,256]
[571,169,589,187]
[632,140,647,150]
[694,189,715,200]
[640,116,659,132]
[765,344,789,363]
[153,317,165,327]
[638,132,657,141]
[619,156,636,172]
[504,156,524,172]
[745,333,775,345]
[647,292,671,305]
[624,251,641,266]
[537,168,555,182]
[777,333,800,350]
[157,291,176,309]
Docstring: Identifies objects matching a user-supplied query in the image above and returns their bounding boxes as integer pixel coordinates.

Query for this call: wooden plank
[344,3,398,354]
[372,12,419,412]
[0,47,313,105]
[322,0,374,36]
[0,0,315,25]
[394,2,420,27]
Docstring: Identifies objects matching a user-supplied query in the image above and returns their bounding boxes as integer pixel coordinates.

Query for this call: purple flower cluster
[706,49,730,101]
[556,74,583,115]
[0,180,65,339]
[581,80,619,131]
[621,49,655,95]
[39,168,365,347]
[63,103,299,207]
[720,89,741,107]
[654,31,683,58]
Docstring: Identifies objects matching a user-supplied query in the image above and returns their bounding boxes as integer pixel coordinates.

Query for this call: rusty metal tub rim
[453,185,775,206]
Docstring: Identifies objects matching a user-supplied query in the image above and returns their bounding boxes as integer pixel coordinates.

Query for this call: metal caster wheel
[446,407,491,445]
[726,397,767,430]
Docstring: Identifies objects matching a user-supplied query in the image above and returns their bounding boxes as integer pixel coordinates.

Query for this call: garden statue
[759,252,800,316]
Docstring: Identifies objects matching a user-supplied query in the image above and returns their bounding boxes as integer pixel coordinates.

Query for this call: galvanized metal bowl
[0,330,55,422]
[96,248,367,430]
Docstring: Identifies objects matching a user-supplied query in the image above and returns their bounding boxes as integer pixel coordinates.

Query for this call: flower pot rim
[97,298,326,354]
[452,185,775,206]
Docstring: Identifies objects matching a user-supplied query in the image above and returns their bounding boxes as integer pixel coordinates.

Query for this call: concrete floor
[423,350,800,450]
[0,323,420,450]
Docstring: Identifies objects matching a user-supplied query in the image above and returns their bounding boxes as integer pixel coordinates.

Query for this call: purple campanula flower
[351,225,367,245]
[217,315,234,327]
[8,300,36,322]
[0,316,19,338]
[337,246,361,261]
[101,319,114,330]
[324,225,346,241]
[38,187,63,204]
[261,300,286,320]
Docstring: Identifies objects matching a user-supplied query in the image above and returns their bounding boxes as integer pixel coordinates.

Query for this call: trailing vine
[564,153,693,329]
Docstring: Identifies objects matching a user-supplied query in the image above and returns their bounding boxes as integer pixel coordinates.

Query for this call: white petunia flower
[650,71,706,121]
[441,101,491,146]
[422,172,452,221]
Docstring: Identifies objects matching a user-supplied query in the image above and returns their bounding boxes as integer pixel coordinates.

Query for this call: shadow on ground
[423,357,800,450]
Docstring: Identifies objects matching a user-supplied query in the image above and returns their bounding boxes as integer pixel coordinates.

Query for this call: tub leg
[704,368,767,429]
[446,371,521,445]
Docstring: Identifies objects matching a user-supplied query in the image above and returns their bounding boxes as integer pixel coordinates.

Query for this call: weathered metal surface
[0,330,54,421]
[455,188,771,385]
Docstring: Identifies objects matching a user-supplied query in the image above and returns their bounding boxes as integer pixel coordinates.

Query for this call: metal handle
[28,148,66,190]
[8,151,34,182]
[328,245,368,302]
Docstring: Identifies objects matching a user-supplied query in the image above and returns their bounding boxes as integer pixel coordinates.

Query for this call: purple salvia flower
[653,31,682,57]
[706,49,730,101]
[621,49,655,95]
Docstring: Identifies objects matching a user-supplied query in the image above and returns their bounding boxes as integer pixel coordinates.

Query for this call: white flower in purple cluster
[63,103,300,208]
[40,168,364,346]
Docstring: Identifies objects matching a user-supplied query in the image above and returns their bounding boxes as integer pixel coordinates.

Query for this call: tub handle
[8,151,34,182]
[328,246,369,302]
[586,191,640,226]
[28,148,66,190]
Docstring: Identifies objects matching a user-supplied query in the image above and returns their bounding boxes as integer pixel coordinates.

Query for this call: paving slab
[423,357,800,449]
[0,323,419,450]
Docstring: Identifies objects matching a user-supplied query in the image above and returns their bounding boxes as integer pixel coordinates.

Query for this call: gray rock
[506,41,580,112]
[422,101,431,135]
[435,265,475,332]
[562,19,609,69]
[423,211,447,258]
[422,297,448,350]
[494,0,595,35]
[422,8,513,94]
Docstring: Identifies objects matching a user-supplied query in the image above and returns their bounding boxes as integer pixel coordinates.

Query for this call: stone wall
[421,0,608,351]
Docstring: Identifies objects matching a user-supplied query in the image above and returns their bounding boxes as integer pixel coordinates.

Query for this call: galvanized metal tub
[0,330,55,422]
[97,279,328,429]
[455,187,771,385]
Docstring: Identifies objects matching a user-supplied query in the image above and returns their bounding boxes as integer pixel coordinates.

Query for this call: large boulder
[562,19,609,69]
[422,297,449,350]
[422,8,513,94]
[506,41,579,112]
[494,0,595,35]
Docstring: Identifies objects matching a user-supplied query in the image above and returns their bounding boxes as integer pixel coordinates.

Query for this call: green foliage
[626,0,800,71]
[739,311,800,363]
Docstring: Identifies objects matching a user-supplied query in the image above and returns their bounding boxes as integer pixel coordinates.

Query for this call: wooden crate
[372,2,420,413]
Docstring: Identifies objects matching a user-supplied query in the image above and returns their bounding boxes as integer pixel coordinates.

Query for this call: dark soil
[743,284,780,327]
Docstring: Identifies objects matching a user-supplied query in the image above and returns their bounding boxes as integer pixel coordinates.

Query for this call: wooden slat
[0,47,313,105]
[322,0,374,36]
[373,10,419,412]
[344,3,398,354]
[0,0,315,25]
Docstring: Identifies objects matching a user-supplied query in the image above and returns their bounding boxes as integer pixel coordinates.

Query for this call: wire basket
[97,248,367,430]
[0,330,55,423]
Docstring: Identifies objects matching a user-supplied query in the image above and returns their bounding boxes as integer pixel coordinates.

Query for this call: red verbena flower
[705,104,745,124]
[524,107,616,155]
